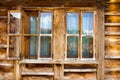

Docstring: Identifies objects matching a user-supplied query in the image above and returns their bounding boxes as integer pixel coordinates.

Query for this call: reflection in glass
[82,12,94,35]
[40,36,51,58]
[82,36,93,58]
[29,16,38,34]
[10,12,21,33]
[67,13,78,34]
[40,13,52,34]
[9,36,20,58]
[29,37,38,57]
[67,36,78,58]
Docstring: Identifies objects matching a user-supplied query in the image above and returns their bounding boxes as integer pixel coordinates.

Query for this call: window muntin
[82,12,94,59]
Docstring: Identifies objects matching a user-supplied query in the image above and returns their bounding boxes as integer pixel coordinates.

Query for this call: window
[23,11,53,59]
[40,12,52,58]
[82,12,94,59]
[66,11,95,60]
[8,9,96,60]
[67,13,79,58]
[8,10,21,59]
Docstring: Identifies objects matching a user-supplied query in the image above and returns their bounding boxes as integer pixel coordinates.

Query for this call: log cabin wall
[104,0,120,80]
[0,0,119,80]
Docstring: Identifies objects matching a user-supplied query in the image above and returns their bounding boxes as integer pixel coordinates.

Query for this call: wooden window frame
[81,11,96,60]
[7,10,22,60]
[65,11,80,60]
[65,10,96,60]
[8,8,97,61]
[38,11,53,60]
[22,10,54,60]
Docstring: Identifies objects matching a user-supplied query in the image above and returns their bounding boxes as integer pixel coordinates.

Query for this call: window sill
[20,59,98,64]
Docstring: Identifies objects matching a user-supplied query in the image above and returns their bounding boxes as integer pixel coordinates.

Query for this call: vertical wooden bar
[79,11,82,59]
[97,3,105,80]
[51,11,54,59]
[7,11,10,59]
[93,11,96,59]
[38,11,40,59]
[14,60,20,80]
[54,9,65,79]
[80,11,83,59]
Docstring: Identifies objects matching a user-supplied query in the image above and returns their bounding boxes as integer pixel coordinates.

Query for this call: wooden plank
[54,9,65,61]
[22,72,54,76]
[105,23,120,26]
[20,59,98,64]
[64,60,98,64]
[23,7,97,11]
[105,31,120,35]
[64,69,96,72]
[105,12,120,15]
[54,64,64,80]
[20,59,55,64]
[0,16,7,18]
[106,68,120,72]
[105,55,120,59]
[0,63,13,66]
[97,3,105,80]
[14,60,20,80]
[0,0,97,3]
[0,44,8,48]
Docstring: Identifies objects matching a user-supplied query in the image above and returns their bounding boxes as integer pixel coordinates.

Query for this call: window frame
[38,11,53,60]
[7,10,22,59]
[65,10,96,60]
[8,8,97,61]
[65,11,80,60]
[81,11,96,60]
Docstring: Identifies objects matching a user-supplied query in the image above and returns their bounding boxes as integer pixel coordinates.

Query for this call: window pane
[29,16,38,34]
[40,36,51,58]
[67,13,78,34]
[9,36,20,58]
[10,12,21,34]
[29,37,38,57]
[82,12,94,35]
[82,36,93,58]
[67,36,78,58]
[40,13,52,34]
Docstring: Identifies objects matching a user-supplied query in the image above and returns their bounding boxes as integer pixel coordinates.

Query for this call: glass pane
[40,13,52,34]
[82,36,93,58]
[29,37,38,57]
[67,13,78,34]
[82,12,94,35]
[10,12,21,34]
[40,36,51,58]
[29,16,38,34]
[9,36,20,58]
[67,36,78,58]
